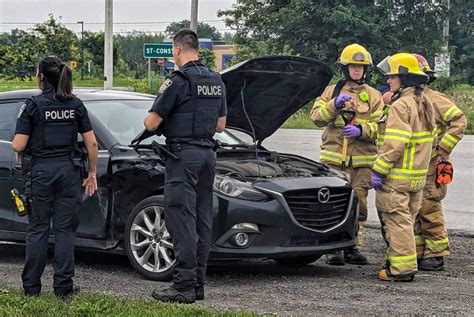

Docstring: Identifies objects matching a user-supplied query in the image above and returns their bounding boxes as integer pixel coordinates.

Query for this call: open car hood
[220,56,332,142]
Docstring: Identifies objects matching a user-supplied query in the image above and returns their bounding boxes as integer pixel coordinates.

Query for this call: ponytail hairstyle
[38,56,75,101]
[414,86,435,133]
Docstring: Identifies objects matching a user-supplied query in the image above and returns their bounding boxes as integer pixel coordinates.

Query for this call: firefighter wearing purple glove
[309,44,384,266]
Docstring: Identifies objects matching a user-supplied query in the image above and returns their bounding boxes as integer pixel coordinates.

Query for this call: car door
[11,111,111,240]
[0,100,24,233]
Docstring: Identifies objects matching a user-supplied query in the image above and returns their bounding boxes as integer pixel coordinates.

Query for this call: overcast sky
[0,0,237,34]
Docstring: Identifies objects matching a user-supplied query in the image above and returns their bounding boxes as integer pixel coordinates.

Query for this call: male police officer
[144,30,227,304]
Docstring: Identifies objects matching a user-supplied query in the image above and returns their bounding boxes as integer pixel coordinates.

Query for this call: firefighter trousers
[414,158,450,259]
[328,164,372,249]
[376,183,421,277]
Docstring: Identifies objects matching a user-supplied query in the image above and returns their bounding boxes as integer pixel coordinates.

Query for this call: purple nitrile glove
[343,125,362,139]
[372,173,384,191]
[335,93,351,110]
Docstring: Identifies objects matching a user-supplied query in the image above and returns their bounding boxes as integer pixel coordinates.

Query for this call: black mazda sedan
[0,56,357,280]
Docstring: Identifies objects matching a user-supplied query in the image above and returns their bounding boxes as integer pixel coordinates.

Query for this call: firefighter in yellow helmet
[412,54,467,271]
[310,44,384,265]
[373,53,436,281]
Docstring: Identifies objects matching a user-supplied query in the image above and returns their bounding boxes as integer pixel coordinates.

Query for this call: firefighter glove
[371,173,384,191]
[335,93,351,110]
[343,124,362,139]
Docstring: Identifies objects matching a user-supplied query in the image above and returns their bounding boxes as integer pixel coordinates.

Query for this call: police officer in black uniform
[12,56,98,298]
[144,30,227,304]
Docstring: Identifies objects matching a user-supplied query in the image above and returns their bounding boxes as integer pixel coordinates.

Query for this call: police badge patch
[17,104,26,118]
[159,79,173,93]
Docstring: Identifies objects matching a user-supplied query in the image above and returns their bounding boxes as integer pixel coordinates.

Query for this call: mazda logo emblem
[318,188,331,204]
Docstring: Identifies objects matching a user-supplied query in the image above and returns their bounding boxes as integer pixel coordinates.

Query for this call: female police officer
[12,56,98,298]
[373,53,435,281]
[310,43,384,265]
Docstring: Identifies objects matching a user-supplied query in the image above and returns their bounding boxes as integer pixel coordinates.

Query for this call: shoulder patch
[17,104,26,118]
[159,79,173,93]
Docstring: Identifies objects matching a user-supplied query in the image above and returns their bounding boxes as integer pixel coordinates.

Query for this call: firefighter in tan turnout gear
[412,54,467,271]
[310,44,384,265]
[372,53,436,282]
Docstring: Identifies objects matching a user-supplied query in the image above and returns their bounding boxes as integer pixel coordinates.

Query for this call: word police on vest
[44,109,75,121]
[197,84,222,97]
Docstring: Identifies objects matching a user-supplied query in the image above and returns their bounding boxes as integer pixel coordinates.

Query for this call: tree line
[218,0,473,85]
[0,15,225,80]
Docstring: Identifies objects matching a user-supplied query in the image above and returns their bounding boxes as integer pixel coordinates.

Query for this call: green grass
[0,76,162,94]
[0,285,257,317]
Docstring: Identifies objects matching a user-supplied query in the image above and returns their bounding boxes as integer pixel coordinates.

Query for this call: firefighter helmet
[337,44,373,66]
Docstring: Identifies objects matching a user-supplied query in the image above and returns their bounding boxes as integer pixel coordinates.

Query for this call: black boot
[344,248,369,265]
[326,251,345,266]
[195,285,204,300]
[152,286,195,304]
[419,257,444,271]
[55,284,80,300]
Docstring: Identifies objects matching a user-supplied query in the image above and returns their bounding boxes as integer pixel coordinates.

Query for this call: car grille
[283,187,351,232]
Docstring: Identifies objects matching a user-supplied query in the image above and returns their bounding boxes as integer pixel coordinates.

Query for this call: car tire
[273,255,322,266]
[124,195,175,281]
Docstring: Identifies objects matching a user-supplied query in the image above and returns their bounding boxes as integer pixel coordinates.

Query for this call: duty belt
[33,154,71,163]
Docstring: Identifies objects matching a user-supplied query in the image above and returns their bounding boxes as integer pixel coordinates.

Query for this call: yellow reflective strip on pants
[384,134,411,143]
[388,254,417,268]
[318,102,332,121]
[425,237,449,251]
[415,235,425,246]
[443,106,462,122]
[320,150,342,164]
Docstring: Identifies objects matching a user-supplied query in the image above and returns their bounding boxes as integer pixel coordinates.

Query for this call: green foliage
[0,285,256,317]
[219,1,447,73]
[115,32,165,79]
[199,48,217,70]
[165,20,223,40]
[430,76,463,93]
[128,73,166,95]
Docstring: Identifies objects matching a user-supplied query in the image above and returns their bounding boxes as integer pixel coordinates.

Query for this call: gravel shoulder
[1,227,473,315]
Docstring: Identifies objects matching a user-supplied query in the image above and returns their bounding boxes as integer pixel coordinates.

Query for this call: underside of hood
[220,56,332,142]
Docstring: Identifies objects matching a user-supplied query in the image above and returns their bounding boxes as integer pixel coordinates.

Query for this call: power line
[0,19,226,25]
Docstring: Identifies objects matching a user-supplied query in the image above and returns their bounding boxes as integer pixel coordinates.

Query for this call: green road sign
[143,43,173,58]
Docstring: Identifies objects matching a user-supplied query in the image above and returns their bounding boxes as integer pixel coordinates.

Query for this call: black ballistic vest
[28,94,79,158]
[163,68,223,139]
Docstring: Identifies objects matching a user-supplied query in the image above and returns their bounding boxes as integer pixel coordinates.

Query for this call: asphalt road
[260,129,474,235]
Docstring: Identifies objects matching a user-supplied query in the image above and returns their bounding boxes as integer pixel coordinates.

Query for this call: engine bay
[216,149,332,181]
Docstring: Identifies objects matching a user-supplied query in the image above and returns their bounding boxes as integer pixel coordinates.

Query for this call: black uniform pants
[164,145,216,291]
[22,160,82,296]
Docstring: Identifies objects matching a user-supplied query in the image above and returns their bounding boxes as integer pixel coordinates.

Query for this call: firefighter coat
[373,87,436,192]
[310,81,384,168]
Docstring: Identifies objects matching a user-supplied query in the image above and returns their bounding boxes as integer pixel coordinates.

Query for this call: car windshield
[84,100,242,145]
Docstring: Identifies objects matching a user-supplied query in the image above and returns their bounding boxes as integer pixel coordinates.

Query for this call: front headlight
[213,175,269,201]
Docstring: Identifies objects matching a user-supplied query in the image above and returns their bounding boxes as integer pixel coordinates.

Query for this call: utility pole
[77,21,84,80]
[104,0,113,89]
[190,0,198,33]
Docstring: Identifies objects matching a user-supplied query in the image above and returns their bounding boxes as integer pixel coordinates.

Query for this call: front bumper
[209,177,358,259]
